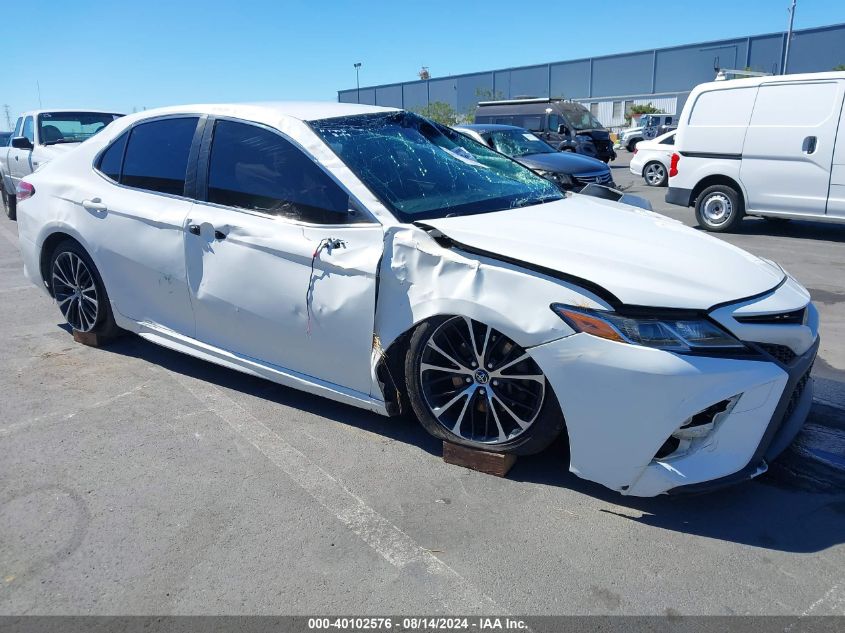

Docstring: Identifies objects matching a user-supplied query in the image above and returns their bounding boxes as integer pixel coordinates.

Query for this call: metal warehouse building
[338,22,845,129]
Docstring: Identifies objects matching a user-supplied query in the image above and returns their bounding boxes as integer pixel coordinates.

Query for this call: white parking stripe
[802,584,845,615]
[171,372,504,614]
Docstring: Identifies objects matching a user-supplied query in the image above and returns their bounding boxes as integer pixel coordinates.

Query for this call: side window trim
[196,115,379,226]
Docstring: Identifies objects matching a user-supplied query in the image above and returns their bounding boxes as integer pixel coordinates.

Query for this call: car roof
[454,124,524,133]
[23,109,125,117]
[114,102,397,127]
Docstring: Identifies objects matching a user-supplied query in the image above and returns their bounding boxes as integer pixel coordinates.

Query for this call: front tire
[626,139,641,152]
[49,240,120,337]
[643,161,668,187]
[695,184,744,232]
[1,186,15,221]
[405,316,565,456]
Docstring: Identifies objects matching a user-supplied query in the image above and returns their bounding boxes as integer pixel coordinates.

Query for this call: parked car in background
[454,124,614,191]
[630,131,676,187]
[2,110,122,219]
[475,98,616,163]
[16,102,819,496]
[617,113,676,152]
[667,71,845,232]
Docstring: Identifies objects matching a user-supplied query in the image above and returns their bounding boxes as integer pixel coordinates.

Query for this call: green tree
[412,101,460,126]
[625,103,664,125]
[834,64,845,71]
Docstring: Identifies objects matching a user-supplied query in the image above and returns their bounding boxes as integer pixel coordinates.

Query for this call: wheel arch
[691,174,746,211]
[39,230,90,297]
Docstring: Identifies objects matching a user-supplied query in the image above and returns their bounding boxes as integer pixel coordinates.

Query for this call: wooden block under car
[442,441,517,477]
[72,330,103,347]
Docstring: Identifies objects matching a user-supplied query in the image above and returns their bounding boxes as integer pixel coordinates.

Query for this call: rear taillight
[16,180,35,201]
[669,153,680,178]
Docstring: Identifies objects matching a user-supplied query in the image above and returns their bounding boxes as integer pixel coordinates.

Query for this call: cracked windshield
[311,111,561,221]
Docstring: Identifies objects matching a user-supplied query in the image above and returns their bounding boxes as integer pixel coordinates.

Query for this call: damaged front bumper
[528,333,818,496]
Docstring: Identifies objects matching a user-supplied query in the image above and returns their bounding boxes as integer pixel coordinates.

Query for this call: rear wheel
[49,240,120,337]
[626,138,641,152]
[405,316,565,455]
[643,161,668,187]
[695,184,744,233]
[1,186,15,221]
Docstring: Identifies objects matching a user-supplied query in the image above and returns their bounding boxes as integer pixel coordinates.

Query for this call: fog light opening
[653,395,741,462]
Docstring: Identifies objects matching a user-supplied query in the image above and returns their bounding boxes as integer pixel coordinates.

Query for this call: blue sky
[3,0,843,128]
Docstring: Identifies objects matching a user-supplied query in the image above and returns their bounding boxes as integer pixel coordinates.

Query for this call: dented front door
[184,206,384,394]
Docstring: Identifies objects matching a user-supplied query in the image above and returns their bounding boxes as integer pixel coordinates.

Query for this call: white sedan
[15,103,819,496]
[629,131,676,187]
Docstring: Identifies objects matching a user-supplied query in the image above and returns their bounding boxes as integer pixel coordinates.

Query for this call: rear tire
[49,240,121,337]
[405,316,565,456]
[1,186,15,221]
[626,138,641,152]
[695,184,744,233]
[643,161,668,187]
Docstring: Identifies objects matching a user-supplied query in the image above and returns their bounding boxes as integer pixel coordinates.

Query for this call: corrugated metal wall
[575,96,681,130]
[338,22,845,126]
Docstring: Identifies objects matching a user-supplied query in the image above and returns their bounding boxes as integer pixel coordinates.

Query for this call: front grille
[783,364,813,422]
[736,308,806,325]
[756,342,798,365]
[575,172,613,186]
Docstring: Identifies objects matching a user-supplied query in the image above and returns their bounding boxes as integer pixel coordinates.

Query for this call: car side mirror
[557,125,570,136]
[12,136,34,150]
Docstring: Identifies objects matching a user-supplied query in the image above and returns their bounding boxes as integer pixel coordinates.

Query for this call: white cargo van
[666,71,845,232]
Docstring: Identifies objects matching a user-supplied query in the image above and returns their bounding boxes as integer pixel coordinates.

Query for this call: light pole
[354,62,362,103]
[783,0,797,74]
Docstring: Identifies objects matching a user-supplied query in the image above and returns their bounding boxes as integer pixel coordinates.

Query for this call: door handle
[82,198,108,212]
[802,136,817,154]
[187,223,226,240]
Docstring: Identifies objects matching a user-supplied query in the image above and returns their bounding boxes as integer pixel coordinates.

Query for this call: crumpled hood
[517,151,609,175]
[422,196,785,310]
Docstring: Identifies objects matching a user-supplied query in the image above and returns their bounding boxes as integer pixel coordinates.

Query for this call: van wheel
[1,187,15,221]
[405,316,565,456]
[695,185,744,232]
[626,139,640,152]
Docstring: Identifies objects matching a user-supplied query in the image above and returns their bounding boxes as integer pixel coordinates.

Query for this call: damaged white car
[15,103,819,496]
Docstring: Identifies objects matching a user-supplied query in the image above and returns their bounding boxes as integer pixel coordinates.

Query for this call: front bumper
[528,332,818,497]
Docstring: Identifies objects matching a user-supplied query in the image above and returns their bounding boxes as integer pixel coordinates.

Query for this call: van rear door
[740,80,844,217]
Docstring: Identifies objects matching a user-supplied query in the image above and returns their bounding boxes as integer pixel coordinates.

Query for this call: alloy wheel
[644,163,666,186]
[419,317,545,444]
[52,251,99,332]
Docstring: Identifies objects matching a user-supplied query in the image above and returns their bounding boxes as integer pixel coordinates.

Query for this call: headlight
[535,170,574,186]
[550,304,744,352]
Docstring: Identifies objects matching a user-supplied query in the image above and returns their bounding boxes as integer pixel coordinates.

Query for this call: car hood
[517,152,608,175]
[421,196,785,310]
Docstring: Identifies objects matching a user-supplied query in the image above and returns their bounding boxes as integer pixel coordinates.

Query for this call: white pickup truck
[1,110,122,219]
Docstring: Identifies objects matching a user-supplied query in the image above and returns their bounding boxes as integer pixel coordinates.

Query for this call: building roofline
[338,21,845,94]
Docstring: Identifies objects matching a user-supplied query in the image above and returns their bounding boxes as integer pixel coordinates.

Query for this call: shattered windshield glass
[310,111,561,222]
[486,129,556,157]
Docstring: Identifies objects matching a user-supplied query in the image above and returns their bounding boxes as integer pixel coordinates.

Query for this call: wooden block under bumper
[72,330,102,347]
[442,441,516,477]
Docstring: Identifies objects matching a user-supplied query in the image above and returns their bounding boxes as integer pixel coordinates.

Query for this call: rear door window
[120,118,198,195]
[206,119,353,224]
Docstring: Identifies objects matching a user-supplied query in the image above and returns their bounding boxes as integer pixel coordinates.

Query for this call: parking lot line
[169,370,505,614]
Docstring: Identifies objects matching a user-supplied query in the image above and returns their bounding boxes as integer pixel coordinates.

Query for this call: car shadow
[94,331,845,555]
[693,217,845,243]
